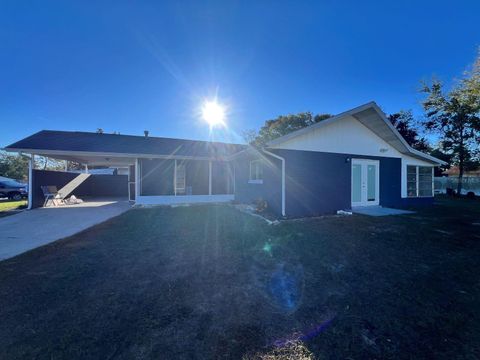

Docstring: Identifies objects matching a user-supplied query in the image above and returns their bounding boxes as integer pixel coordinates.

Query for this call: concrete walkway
[0,198,131,261]
[352,205,415,217]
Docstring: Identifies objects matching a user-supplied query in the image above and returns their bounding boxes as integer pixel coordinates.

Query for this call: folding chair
[41,186,63,207]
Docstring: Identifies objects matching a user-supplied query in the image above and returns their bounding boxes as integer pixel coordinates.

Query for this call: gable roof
[266,101,446,165]
[4,130,246,160]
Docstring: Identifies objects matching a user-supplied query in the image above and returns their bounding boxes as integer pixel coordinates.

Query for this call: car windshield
[1,181,25,187]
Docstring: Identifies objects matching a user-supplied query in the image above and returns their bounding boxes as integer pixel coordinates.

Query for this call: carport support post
[27,154,35,210]
[208,160,212,195]
[135,158,140,201]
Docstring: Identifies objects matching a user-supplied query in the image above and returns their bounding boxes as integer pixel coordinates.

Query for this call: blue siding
[232,151,282,215]
[273,149,351,217]
[268,149,433,217]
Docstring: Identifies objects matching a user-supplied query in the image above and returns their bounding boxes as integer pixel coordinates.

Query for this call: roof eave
[3,147,234,161]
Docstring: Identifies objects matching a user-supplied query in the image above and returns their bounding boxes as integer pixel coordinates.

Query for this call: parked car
[0,180,28,201]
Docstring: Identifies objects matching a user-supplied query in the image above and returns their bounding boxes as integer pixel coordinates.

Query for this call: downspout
[261,149,286,217]
[28,153,35,210]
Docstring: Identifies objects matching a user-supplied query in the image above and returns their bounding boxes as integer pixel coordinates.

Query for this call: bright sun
[201,101,226,127]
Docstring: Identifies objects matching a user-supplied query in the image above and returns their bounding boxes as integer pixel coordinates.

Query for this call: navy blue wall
[272,149,433,217]
[31,170,128,208]
[234,149,433,218]
[232,151,282,215]
[273,149,351,217]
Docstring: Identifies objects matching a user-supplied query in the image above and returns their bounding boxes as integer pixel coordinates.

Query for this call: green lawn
[0,197,479,359]
[0,199,27,218]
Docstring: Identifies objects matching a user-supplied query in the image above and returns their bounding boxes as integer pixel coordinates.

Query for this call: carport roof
[5,130,246,160]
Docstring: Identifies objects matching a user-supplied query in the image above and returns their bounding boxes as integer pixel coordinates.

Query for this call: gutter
[261,148,286,217]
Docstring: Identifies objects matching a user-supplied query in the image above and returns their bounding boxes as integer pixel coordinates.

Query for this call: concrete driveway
[0,198,131,261]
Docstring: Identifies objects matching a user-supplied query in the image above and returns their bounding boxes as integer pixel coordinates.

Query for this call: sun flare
[201,100,226,127]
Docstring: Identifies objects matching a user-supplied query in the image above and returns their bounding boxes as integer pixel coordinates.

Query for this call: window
[406,165,433,197]
[249,160,263,184]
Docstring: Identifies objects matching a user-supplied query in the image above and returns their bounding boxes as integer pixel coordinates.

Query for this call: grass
[0,197,479,359]
[0,199,27,218]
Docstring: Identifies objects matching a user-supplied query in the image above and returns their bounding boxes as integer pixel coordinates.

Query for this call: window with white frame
[407,165,433,197]
[249,160,263,183]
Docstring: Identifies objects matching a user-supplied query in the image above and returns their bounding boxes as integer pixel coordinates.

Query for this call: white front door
[351,159,380,207]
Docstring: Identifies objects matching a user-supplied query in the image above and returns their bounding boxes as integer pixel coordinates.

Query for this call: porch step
[58,173,92,199]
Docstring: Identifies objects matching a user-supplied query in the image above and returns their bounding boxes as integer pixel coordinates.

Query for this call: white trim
[432,167,435,197]
[208,160,212,195]
[136,194,234,205]
[249,159,263,182]
[174,159,177,196]
[267,102,377,147]
[351,159,380,207]
[405,164,434,198]
[233,163,236,194]
[261,149,286,217]
[266,101,446,166]
[4,148,219,162]
[135,158,140,200]
[174,159,178,195]
[27,154,34,210]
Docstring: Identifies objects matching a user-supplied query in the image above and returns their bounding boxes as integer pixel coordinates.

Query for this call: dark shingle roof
[5,130,246,159]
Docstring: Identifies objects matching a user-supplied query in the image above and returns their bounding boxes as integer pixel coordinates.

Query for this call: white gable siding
[270,115,435,199]
[270,115,404,158]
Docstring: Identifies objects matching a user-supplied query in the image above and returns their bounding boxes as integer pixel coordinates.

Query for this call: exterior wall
[270,115,405,159]
[31,169,128,208]
[270,149,433,218]
[269,115,437,199]
[232,151,283,215]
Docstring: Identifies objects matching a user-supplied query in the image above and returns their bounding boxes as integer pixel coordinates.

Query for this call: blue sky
[1,0,479,146]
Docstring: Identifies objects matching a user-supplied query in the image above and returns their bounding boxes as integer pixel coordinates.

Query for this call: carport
[5,130,244,209]
[5,132,138,209]
[25,154,132,209]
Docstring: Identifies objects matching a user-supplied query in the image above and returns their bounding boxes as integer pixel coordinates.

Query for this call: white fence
[434,176,480,195]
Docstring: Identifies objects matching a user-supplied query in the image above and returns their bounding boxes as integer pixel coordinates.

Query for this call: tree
[421,50,480,194]
[430,147,453,176]
[0,151,29,181]
[37,156,66,171]
[246,112,333,146]
[388,110,430,152]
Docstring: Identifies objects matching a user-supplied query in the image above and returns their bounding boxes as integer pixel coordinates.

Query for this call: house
[4,102,445,217]
[443,166,480,177]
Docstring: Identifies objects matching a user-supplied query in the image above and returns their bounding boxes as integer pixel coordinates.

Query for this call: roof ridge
[37,129,245,147]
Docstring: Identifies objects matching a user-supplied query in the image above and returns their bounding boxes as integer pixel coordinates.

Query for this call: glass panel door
[352,159,379,206]
[352,164,362,204]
